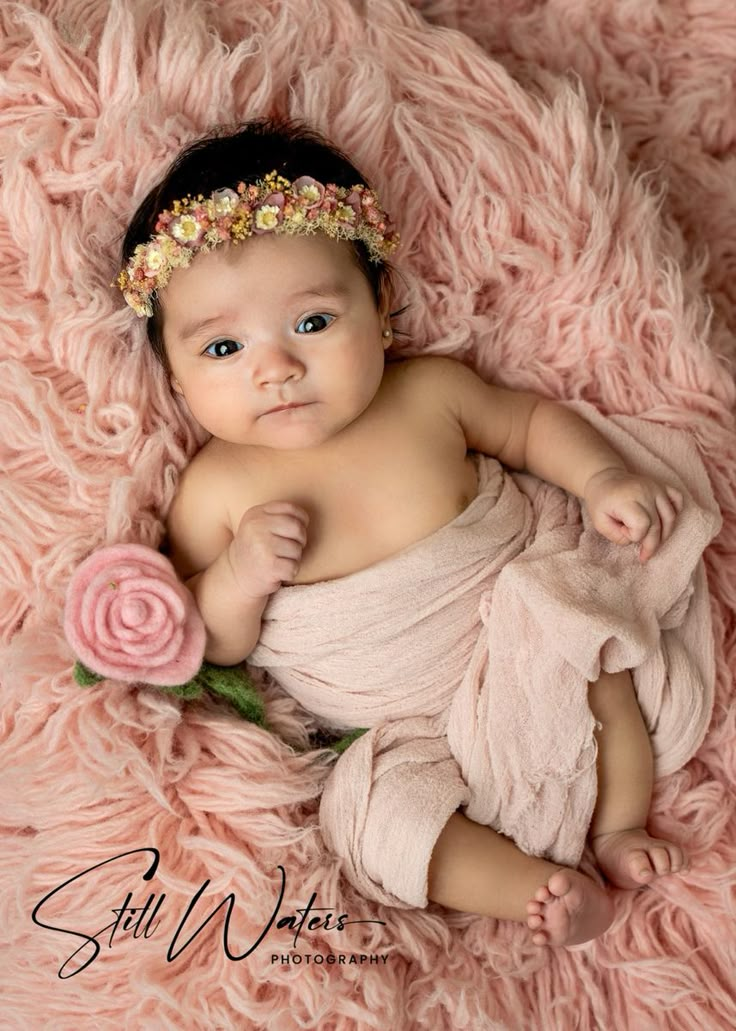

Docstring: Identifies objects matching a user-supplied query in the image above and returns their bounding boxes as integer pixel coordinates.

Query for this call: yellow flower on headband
[115,171,400,317]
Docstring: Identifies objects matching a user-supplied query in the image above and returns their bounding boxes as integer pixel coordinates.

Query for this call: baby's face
[160,234,391,451]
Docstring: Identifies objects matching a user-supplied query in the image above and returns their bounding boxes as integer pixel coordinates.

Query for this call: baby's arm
[423,357,682,561]
[184,549,269,666]
[165,459,308,665]
[165,461,265,664]
[520,400,683,561]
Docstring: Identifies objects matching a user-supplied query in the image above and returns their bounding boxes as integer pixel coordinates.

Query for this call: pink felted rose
[64,543,206,686]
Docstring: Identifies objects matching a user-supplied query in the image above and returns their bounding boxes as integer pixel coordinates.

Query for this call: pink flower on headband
[253,192,285,233]
[336,191,361,225]
[293,176,325,208]
[211,188,240,214]
[64,543,206,687]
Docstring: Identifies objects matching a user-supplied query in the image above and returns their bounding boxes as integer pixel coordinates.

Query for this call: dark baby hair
[119,116,403,374]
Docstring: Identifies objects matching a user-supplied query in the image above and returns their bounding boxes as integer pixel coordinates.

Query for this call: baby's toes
[650,845,675,875]
[628,849,655,883]
[527,899,543,916]
[527,913,543,930]
[666,843,686,871]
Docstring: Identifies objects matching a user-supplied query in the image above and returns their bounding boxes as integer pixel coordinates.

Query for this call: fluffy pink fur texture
[2,0,735,1027]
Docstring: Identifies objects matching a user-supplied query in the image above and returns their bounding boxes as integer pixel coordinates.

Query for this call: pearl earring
[382,329,391,338]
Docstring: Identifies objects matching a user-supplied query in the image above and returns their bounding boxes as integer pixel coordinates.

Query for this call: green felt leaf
[157,679,204,701]
[194,662,269,727]
[329,727,368,754]
[73,661,104,686]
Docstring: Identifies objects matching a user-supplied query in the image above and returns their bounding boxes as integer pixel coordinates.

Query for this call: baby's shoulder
[171,437,231,500]
[384,354,478,418]
[164,440,235,580]
[385,355,540,465]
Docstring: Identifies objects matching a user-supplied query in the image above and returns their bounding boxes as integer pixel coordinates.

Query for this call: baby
[118,117,688,948]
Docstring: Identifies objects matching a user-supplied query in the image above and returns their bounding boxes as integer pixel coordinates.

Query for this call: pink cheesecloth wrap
[248,402,722,910]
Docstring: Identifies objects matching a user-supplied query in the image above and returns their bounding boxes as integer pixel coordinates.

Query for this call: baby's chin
[235,419,341,452]
[205,403,367,451]
[245,404,368,451]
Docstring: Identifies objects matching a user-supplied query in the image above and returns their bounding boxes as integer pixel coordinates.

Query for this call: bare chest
[223,422,478,585]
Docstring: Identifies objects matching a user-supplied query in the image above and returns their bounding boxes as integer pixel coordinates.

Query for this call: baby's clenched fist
[227,501,309,600]
[583,467,683,562]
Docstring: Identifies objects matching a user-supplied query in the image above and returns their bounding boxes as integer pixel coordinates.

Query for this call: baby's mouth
[262,402,311,415]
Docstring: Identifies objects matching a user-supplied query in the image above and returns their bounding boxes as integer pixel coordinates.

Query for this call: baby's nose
[253,342,304,385]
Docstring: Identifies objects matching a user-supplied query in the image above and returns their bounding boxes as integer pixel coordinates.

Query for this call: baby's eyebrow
[286,281,351,303]
[177,281,350,342]
[178,313,233,342]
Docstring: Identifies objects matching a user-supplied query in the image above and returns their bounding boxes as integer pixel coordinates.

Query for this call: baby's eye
[204,339,243,359]
[296,313,334,334]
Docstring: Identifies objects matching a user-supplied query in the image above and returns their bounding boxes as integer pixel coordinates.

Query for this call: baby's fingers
[636,512,662,563]
[655,492,679,547]
[665,486,684,513]
[595,511,636,546]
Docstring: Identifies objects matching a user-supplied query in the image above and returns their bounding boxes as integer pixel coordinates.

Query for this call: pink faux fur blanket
[251,406,721,907]
[3,1,736,1028]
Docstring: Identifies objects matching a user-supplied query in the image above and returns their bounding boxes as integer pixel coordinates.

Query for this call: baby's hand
[583,468,684,562]
[228,501,309,599]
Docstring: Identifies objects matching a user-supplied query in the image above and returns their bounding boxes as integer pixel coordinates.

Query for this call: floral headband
[115,170,400,317]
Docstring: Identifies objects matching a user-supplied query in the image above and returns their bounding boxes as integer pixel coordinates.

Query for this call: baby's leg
[426,811,614,947]
[585,669,688,889]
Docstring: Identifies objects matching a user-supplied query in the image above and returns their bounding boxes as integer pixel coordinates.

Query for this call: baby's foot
[525,868,614,947]
[591,827,688,890]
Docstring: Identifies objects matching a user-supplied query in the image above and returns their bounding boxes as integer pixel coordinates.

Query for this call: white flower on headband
[254,196,284,232]
[115,170,400,317]
[170,212,205,246]
[143,243,166,277]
